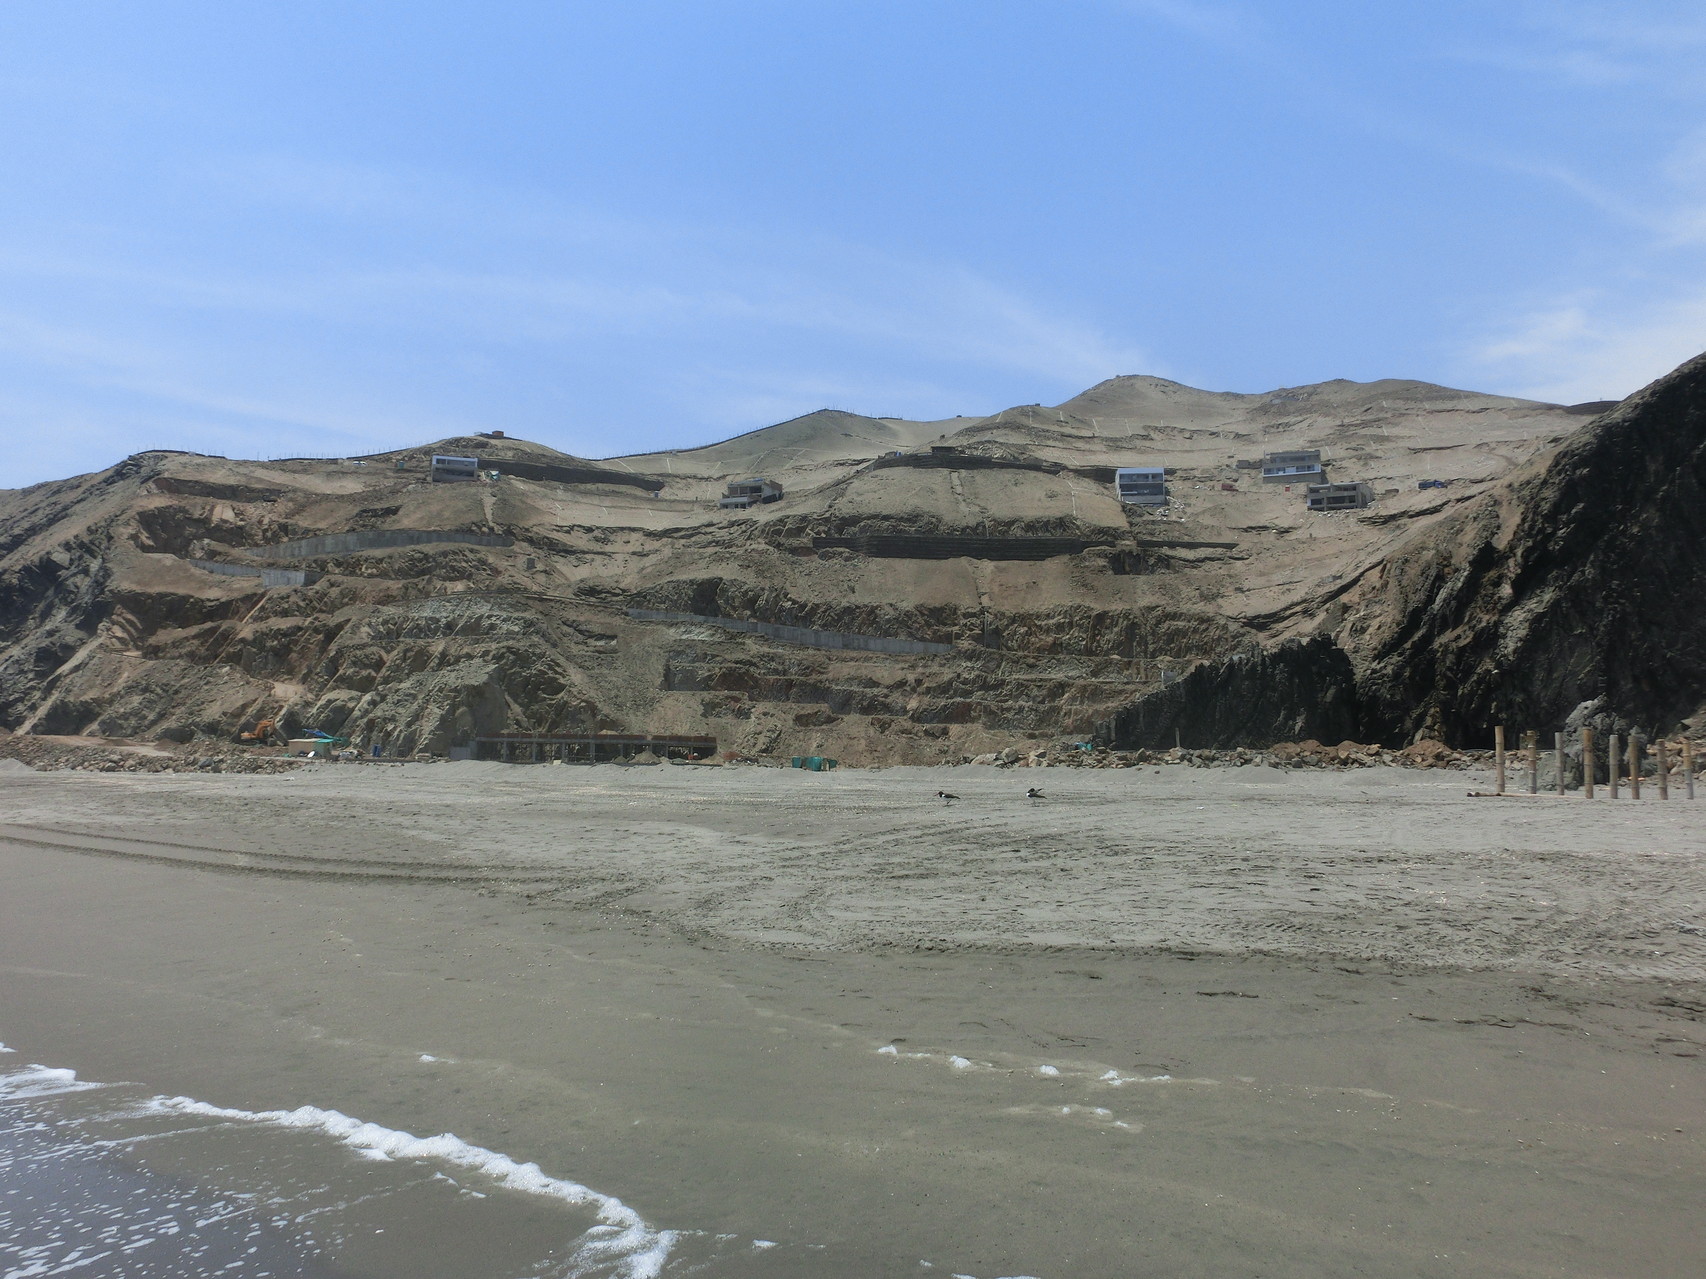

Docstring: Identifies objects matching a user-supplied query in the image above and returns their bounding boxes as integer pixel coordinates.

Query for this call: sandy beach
[4,760,1704,1277]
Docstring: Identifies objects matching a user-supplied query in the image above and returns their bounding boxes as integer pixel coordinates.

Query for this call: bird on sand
[936,790,960,802]
[1026,787,1045,800]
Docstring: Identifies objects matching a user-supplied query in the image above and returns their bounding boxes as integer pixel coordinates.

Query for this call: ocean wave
[2,1056,677,1279]
[144,1096,677,1279]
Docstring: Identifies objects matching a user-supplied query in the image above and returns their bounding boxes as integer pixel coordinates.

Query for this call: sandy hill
[611,409,956,476]
[1,361,1695,765]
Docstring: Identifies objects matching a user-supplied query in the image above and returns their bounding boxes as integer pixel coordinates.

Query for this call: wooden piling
[1658,740,1670,800]
[1608,733,1620,799]
[1527,731,1539,795]
[1582,727,1595,799]
[1555,731,1566,796]
[1629,736,1642,800]
[1686,738,1696,800]
[1494,725,1506,794]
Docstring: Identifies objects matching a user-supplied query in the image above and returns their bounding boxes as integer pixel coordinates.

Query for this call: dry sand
[3,760,1703,1277]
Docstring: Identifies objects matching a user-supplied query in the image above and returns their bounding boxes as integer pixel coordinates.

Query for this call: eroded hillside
[0,373,1631,763]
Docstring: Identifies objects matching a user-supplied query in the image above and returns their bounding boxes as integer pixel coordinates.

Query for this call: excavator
[239,717,351,755]
[237,717,286,746]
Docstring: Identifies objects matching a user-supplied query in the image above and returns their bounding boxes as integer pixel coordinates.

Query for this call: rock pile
[1270,738,1484,769]
[963,737,1486,770]
[0,734,309,774]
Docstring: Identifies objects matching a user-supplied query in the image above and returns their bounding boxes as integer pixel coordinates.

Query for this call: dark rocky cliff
[1098,635,1360,749]
[1351,349,1706,742]
[1098,348,1706,747]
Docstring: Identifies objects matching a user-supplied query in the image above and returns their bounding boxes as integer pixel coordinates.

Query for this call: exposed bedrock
[627,577,1250,660]
[665,644,1144,737]
[1097,635,1360,749]
[1093,349,1706,747]
[760,512,1126,542]
[1350,349,1706,741]
[7,359,1704,762]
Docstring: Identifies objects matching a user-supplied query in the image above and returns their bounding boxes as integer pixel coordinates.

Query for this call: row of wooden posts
[1492,726,1696,799]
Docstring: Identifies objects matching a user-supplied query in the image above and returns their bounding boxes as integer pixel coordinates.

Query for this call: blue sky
[3,1,1704,485]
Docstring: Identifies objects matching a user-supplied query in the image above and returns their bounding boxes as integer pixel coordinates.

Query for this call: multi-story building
[1114,467,1168,506]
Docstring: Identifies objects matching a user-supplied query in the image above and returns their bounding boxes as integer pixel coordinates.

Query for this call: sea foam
[0,1063,107,1101]
[1,1051,678,1279]
[145,1095,678,1279]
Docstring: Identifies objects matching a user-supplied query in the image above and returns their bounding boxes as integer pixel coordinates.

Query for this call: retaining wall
[480,457,663,492]
[868,452,1062,475]
[626,608,954,655]
[812,534,1113,560]
[242,530,514,560]
[187,559,321,588]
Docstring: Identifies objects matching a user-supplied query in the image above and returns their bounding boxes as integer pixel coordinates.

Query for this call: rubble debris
[0,731,421,774]
[961,737,1489,771]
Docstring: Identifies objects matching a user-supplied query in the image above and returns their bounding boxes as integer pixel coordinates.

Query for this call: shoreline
[4,763,1703,1277]
[2,760,1703,978]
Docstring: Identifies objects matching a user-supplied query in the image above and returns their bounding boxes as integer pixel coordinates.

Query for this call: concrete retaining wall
[812,534,1113,560]
[244,530,514,560]
[481,457,663,492]
[626,608,954,655]
[868,452,1062,475]
[187,559,321,588]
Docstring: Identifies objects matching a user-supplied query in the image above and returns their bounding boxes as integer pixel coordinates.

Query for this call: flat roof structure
[1306,481,1373,511]
[466,732,718,763]
[719,478,783,509]
[1114,467,1168,506]
[430,454,480,482]
[1261,450,1325,484]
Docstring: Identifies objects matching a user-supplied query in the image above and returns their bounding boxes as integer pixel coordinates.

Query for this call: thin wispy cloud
[1112,0,1262,49]
[1437,2,1706,397]
[0,155,1157,482]
[0,306,461,454]
[3,4,1704,483]
[1108,1,1705,399]
[1112,0,1689,240]
[1511,3,1706,79]
[1466,284,1706,404]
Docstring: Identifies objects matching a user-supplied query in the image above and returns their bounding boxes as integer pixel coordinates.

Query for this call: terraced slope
[0,368,1632,762]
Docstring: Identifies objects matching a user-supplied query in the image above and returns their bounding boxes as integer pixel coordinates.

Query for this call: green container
[806,756,823,771]
[790,756,804,768]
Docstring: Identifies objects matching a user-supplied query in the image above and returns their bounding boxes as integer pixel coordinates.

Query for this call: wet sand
[3,761,1703,1277]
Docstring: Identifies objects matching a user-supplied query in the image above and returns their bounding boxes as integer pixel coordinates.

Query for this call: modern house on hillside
[1306,481,1373,511]
[1114,467,1168,506]
[1260,450,1325,484]
[719,478,784,509]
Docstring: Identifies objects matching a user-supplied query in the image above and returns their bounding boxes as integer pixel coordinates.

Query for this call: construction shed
[1114,467,1168,506]
[1261,450,1325,485]
[719,478,783,509]
[464,732,718,763]
[1306,481,1374,511]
